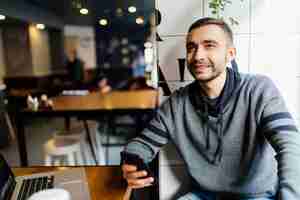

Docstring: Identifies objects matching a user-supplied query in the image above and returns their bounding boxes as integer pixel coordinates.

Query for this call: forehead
[186,24,228,44]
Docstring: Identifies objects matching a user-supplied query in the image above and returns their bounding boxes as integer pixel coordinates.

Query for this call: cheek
[186,54,193,63]
[209,50,227,63]
[206,53,218,64]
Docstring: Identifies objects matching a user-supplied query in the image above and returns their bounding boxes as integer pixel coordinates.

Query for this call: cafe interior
[0,0,300,200]
[0,0,157,164]
[0,0,159,199]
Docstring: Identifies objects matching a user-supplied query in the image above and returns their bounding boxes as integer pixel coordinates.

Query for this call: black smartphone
[121,152,157,185]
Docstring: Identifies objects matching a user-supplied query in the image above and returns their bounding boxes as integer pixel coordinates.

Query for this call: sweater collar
[189,67,241,116]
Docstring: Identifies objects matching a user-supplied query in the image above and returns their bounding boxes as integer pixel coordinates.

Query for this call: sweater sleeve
[256,76,300,200]
[122,95,175,163]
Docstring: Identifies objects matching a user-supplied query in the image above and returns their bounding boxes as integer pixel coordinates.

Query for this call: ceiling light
[116,8,123,17]
[36,24,45,30]
[99,18,108,26]
[128,6,137,13]
[80,8,89,15]
[0,15,6,20]
[136,17,144,25]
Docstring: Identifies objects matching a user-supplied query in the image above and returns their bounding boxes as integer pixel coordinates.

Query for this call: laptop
[0,154,91,200]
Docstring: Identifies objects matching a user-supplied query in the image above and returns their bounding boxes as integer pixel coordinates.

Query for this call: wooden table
[16,90,158,166]
[52,90,158,110]
[12,166,130,200]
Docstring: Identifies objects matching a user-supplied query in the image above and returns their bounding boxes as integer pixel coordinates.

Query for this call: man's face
[68,50,77,62]
[186,24,235,83]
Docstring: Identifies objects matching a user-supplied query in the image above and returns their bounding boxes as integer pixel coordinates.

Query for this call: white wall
[157,0,300,125]
[64,25,97,69]
[250,0,300,124]
[29,25,51,76]
[0,29,6,79]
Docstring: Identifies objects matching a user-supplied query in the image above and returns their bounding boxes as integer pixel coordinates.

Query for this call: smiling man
[121,18,300,200]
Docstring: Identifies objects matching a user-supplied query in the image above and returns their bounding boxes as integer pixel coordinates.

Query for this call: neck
[198,69,227,98]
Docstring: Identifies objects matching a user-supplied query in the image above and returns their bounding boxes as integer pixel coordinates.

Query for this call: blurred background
[0,0,157,166]
[0,0,156,92]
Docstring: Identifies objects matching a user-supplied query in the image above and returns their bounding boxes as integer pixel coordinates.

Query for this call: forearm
[270,132,300,200]
[122,103,171,163]
[123,139,157,163]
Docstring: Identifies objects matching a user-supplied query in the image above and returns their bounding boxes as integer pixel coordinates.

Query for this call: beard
[188,62,223,83]
[187,55,228,83]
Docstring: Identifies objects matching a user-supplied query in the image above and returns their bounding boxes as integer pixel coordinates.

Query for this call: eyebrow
[202,40,218,44]
[186,41,196,47]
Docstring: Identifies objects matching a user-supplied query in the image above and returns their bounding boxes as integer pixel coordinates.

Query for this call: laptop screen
[0,154,15,200]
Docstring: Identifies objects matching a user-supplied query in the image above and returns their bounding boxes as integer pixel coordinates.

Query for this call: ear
[227,47,236,62]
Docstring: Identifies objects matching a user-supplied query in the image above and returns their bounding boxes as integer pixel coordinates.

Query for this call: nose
[194,46,206,61]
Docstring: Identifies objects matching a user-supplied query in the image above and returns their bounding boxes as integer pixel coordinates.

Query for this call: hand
[122,164,154,189]
[100,85,111,94]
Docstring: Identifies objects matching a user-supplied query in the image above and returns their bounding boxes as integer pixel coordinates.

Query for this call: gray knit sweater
[123,71,300,199]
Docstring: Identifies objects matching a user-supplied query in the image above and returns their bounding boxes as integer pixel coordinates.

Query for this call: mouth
[193,64,210,73]
[194,64,208,68]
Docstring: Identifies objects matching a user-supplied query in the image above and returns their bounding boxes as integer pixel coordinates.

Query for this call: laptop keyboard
[17,175,54,200]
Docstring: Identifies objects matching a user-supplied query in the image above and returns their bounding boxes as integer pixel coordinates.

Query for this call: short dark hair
[188,17,233,45]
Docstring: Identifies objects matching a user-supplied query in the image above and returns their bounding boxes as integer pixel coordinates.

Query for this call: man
[66,49,84,86]
[121,17,300,200]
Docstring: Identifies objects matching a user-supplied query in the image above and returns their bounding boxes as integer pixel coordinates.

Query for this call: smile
[193,64,210,72]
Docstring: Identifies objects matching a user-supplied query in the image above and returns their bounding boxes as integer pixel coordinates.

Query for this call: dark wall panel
[49,29,65,72]
[2,25,33,76]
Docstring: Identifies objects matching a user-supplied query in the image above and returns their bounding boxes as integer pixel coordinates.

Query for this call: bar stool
[83,120,105,165]
[44,136,83,166]
[68,120,106,165]
[53,120,105,165]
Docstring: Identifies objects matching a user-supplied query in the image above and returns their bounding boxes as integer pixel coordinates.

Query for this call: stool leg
[89,124,102,165]
[67,152,76,166]
[82,141,92,165]
[45,155,52,166]
[76,150,84,165]
[83,120,98,164]
[95,130,105,165]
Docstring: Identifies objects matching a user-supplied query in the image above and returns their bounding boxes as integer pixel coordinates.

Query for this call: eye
[205,43,216,49]
[186,44,196,53]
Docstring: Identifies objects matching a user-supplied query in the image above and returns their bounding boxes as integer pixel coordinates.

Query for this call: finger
[125,170,148,179]
[122,164,137,172]
[127,177,154,187]
[127,177,153,186]
[128,183,153,189]
[122,165,137,179]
